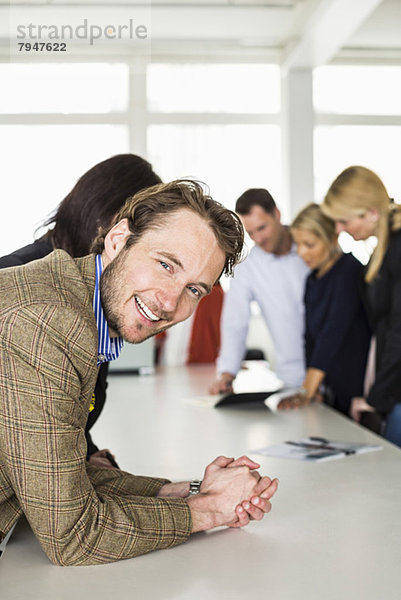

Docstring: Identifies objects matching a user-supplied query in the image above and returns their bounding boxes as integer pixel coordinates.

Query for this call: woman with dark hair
[0,153,162,467]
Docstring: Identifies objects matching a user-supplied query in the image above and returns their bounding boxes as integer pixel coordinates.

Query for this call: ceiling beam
[281,0,383,70]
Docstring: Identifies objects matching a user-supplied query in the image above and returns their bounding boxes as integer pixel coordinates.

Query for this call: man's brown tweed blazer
[0,250,191,565]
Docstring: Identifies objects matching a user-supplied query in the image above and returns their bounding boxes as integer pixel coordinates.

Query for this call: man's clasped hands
[158,455,279,533]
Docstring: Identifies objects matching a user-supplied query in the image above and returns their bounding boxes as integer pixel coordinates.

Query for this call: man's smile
[134,295,162,322]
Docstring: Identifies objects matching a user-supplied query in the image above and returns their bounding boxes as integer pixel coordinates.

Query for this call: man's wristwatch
[188,480,202,495]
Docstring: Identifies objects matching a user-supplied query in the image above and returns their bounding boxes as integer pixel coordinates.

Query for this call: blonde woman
[279,203,370,415]
[322,165,401,446]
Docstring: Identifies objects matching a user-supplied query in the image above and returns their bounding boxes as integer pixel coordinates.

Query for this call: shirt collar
[93,254,123,367]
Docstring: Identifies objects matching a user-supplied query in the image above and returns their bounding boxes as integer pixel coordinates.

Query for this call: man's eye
[160,261,170,271]
[188,286,200,297]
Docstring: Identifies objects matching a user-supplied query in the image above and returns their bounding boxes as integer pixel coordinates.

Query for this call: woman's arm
[367,238,401,413]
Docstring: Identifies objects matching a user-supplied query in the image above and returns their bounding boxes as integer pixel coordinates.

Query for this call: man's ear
[102,218,131,265]
[274,207,281,222]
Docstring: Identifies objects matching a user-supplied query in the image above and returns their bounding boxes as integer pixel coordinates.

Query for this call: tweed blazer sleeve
[0,253,192,566]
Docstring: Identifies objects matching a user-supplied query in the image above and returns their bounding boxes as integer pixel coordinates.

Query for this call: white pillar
[128,57,147,158]
[281,69,314,220]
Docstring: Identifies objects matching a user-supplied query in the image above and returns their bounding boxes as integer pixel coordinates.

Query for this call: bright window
[314,125,401,203]
[147,123,283,216]
[147,64,280,113]
[0,63,129,113]
[0,125,129,255]
[314,66,401,115]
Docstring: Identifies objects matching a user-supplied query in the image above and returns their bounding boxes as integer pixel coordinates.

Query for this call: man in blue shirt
[210,188,309,395]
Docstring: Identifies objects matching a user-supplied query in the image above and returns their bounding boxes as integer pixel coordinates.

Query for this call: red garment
[187,283,224,364]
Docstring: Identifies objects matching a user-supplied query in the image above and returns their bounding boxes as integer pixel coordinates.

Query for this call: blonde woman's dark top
[305,253,371,415]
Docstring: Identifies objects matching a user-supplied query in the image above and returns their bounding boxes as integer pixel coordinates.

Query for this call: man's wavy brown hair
[91,179,245,277]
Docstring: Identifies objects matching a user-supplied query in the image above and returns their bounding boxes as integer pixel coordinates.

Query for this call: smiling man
[99,208,223,343]
[0,179,279,566]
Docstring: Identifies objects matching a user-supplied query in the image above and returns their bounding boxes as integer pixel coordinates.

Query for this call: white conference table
[2,364,401,599]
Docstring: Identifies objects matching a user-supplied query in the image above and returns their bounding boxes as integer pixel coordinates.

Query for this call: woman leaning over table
[279,202,370,416]
[322,165,401,447]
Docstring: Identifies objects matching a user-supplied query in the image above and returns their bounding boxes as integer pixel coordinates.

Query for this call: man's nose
[252,232,264,246]
[156,281,182,315]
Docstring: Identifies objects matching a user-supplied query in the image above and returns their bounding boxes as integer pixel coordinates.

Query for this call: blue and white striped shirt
[93,254,124,367]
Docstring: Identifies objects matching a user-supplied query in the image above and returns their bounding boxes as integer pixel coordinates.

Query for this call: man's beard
[100,249,173,343]
[100,249,129,339]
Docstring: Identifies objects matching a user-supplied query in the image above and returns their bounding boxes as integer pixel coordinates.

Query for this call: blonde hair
[291,203,338,251]
[322,166,401,283]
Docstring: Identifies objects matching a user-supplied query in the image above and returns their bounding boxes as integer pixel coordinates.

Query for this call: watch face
[189,480,202,495]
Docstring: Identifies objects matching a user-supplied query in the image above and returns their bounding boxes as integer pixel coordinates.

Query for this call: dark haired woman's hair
[42,154,161,257]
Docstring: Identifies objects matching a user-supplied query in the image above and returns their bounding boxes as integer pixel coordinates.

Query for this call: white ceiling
[1,0,401,64]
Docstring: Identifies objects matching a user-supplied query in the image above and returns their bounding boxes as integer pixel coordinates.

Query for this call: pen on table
[105,451,120,469]
[285,441,355,455]
[306,436,356,454]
